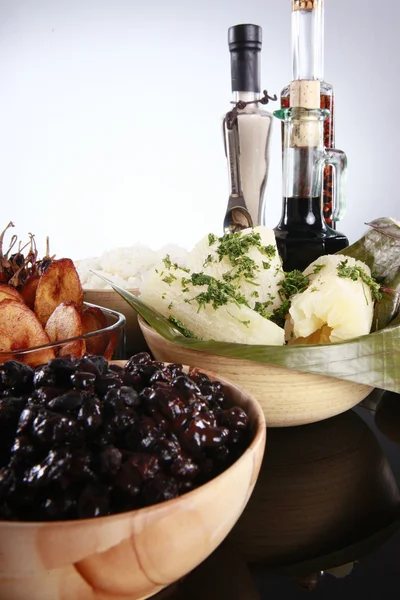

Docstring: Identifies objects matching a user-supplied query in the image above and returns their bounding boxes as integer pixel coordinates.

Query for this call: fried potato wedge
[0,283,24,304]
[34,258,84,326]
[20,274,40,309]
[45,301,86,358]
[0,283,24,302]
[0,299,55,366]
[103,331,118,360]
[81,306,108,355]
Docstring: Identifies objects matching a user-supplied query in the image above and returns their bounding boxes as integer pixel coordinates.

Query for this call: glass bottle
[273,106,348,272]
[281,0,337,228]
[222,24,273,233]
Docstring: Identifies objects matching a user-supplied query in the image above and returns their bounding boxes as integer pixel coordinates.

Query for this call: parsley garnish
[336,260,382,302]
[312,264,325,274]
[262,261,271,270]
[208,233,218,246]
[162,273,177,285]
[227,311,251,328]
[187,272,249,311]
[261,245,276,258]
[279,270,310,300]
[270,270,310,327]
[162,254,172,269]
[203,254,214,267]
[215,231,266,281]
[254,300,273,319]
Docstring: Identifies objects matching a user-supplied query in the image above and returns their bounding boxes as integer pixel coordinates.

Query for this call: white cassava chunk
[140,265,285,346]
[186,226,284,311]
[286,255,375,344]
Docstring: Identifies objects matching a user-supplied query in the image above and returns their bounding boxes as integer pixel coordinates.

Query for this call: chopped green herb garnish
[187,272,249,311]
[337,260,382,302]
[168,316,196,338]
[162,273,177,285]
[261,245,276,258]
[208,233,218,246]
[262,261,271,270]
[227,311,251,328]
[203,254,214,267]
[270,300,291,328]
[222,270,236,283]
[269,270,310,327]
[161,292,166,300]
[162,254,172,269]
[168,302,173,310]
[254,300,273,319]
[174,264,190,273]
[214,231,266,281]
[251,291,260,298]
[181,277,191,288]
[279,270,310,300]
[312,264,325,274]
[310,286,318,292]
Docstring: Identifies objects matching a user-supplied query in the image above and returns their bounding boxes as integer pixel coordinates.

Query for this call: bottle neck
[232,91,260,103]
[292,0,324,81]
[280,113,326,230]
[230,49,261,93]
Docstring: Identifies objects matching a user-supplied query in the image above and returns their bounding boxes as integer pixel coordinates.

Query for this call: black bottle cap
[228,24,262,93]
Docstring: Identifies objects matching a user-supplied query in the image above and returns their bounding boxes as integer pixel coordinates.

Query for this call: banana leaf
[95,217,400,394]
[341,218,400,331]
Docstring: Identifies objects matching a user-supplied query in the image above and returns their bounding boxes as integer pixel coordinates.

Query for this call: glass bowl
[83,288,148,357]
[0,302,126,367]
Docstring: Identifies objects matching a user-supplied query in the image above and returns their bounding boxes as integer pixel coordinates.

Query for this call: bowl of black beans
[0,352,266,600]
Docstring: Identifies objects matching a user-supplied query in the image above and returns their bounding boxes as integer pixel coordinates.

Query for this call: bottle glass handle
[324,148,347,222]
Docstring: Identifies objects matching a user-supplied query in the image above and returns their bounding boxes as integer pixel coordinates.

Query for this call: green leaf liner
[95,218,400,394]
[341,218,400,330]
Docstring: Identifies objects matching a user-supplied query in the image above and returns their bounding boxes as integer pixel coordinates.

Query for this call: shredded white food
[76,244,188,290]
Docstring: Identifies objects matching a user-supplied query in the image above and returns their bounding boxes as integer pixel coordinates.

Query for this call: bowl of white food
[76,243,188,358]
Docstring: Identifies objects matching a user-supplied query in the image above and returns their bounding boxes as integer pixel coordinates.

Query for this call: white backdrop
[0,0,398,260]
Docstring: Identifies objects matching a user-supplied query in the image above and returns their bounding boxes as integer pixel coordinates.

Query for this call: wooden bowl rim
[138,316,375,384]
[0,362,266,529]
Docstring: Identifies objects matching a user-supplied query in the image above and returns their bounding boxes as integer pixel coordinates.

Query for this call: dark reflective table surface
[151,389,400,599]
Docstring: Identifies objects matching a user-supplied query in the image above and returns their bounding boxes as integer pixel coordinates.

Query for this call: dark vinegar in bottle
[274,196,348,272]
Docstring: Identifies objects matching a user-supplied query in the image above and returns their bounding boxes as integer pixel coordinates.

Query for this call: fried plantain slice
[0,299,55,366]
[45,301,86,358]
[81,305,108,355]
[103,330,118,360]
[0,283,24,304]
[34,258,84,326]
[20,274,40,309]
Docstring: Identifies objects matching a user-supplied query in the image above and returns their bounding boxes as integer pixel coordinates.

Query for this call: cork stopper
[289,80,322,147]
[292,0,318,11]
[289,80,321,109]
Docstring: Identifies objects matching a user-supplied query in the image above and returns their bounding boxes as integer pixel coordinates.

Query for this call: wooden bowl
[138,317,373,428]
[227,409,400,570]
[0,366,266,600]
[84,289,148,358]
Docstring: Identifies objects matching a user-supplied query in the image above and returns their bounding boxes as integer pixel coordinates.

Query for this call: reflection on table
[151,408,400,599]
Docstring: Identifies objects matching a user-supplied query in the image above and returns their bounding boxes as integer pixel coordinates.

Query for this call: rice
[76,244,188,290]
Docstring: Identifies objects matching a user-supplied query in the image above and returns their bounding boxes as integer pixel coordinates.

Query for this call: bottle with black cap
[223,24,273,234]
